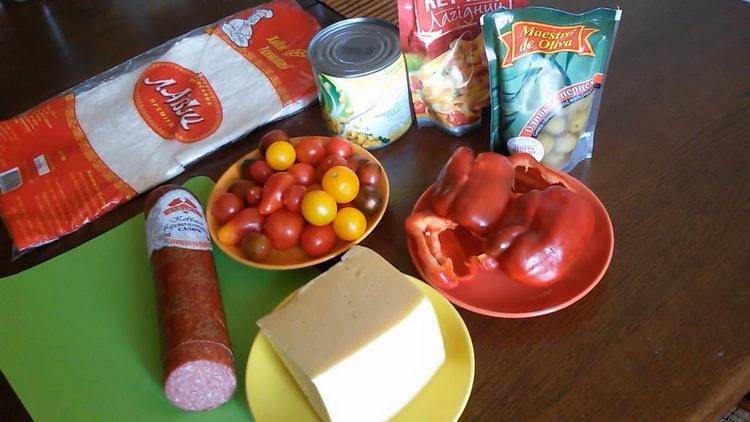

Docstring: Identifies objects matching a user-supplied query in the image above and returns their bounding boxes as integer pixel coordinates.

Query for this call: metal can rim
[308,17,401,78]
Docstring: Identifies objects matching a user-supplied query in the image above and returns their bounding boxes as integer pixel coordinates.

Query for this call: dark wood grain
[1,0,749,421]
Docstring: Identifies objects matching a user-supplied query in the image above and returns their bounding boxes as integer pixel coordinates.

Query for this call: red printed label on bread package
[214,0,320,105]
[0,94,137,250]
[133,62,222,143]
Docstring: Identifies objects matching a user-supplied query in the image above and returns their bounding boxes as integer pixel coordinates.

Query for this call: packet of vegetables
[398,0,527,136]
[481,7,621,171]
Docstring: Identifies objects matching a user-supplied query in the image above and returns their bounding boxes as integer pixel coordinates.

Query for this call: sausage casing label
[146,189,212,257]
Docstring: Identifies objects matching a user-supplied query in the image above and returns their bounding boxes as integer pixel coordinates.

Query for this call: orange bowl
[207,136,390,270]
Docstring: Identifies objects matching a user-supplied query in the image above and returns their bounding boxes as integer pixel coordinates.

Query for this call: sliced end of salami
[165,360,237,411]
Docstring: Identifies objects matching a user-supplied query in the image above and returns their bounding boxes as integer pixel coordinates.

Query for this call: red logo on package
[164,197,202,216]
[213,0,320,105]
[500,22,597,67]
[133,62,222,143]
[401,0,522,58]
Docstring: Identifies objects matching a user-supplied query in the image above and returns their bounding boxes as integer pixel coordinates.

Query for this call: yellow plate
[245,275,475,421]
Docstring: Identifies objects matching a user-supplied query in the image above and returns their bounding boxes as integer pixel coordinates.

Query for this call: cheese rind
[257,246,446,422]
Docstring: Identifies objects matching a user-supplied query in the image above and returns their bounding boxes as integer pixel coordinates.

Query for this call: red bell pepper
[432,146,514,235]
[405,211,466,289]
[509,153,569,193]
[406,149,596,289]
[477,186,595,287]
[258,171,295,215]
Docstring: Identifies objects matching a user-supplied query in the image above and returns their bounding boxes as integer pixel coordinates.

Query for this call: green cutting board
[0,177,318,421]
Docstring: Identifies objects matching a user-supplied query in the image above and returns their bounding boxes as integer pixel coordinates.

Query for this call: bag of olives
[481,7,621,171]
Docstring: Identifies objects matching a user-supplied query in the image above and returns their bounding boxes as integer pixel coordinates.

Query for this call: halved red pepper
[477,185,595,287]
[431,146,514,235]
[406,149,596,289]
[509,153,569,193]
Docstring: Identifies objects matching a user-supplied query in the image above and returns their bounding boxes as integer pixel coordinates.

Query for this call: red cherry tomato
[217,207,265,246]
[211,192,244,225]
[346,155,369,173]
[242,232,271,262]
[300,224,336,257]
[325,136,353,158]
[240,159,256,179]
[357,162,382,186]
[288,163,316,185]
[317,155,347,179]
[245,185,263,207]
[307,183,322,192]
[259,129,289,153]
[228,179,255,200]
[295,137,325,165]
[264,209,304,251]
[249,160,273,184]
[282,184,308,213]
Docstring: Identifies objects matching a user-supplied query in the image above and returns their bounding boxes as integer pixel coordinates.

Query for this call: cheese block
[257,246,446,422]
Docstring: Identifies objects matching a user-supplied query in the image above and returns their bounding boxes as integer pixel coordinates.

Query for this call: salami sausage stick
[144,185,236,411]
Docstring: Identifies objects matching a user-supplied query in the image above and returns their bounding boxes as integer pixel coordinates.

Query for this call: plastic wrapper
[0,0,320,252]
[397,0,527,136]
[481,7,621,171]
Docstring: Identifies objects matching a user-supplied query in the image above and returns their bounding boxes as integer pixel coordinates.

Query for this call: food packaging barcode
[0,167,22,193]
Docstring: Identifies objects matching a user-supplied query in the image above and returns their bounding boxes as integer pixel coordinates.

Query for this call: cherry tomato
[249,160,273,184]
[317,155,347,179]
[322,165,360,204]
[242,232,271,262]
[357,162,382,186]
[211,192,243,225]
[295,137,325,165]
[333,207,366,241]
[300,224,336,257]
[264,209,304,251]
[245,185,263,207]
[307,183,322,192]
[301,190,337,226]
[217,208,265,246]
[265,141,296,171]
[282,184,307,213]
[228,179,255,200]
[259,129,289,153]
[240,158,256,179]
[353,185,383,216]
[325,136,353,158]
[346,155,369,173]
[288,163,316,185]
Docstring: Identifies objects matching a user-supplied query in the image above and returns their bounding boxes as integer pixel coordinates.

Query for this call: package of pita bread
[0,0,320,251]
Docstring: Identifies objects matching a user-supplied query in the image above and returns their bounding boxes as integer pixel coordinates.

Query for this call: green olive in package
[481,7,621,171]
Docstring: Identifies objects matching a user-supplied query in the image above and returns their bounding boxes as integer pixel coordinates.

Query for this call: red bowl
[407,170,614,318]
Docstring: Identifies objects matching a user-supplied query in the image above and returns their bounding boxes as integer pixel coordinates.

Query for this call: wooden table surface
[1,0,749,420]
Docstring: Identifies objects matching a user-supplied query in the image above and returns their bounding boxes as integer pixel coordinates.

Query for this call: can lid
[308,18,401,78]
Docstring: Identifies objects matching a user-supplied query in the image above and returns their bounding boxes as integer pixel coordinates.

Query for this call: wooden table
[1,0,749,420]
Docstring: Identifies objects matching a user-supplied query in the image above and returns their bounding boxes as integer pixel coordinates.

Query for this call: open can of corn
[308,18,412,150]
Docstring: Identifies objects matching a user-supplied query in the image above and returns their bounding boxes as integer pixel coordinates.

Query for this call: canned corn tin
[308,18,412,150]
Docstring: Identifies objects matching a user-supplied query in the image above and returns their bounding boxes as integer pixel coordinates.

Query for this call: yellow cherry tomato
[265,141,296,171]
[333,207,366,241]
[322,165,359,204]
[301,190,337,226]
